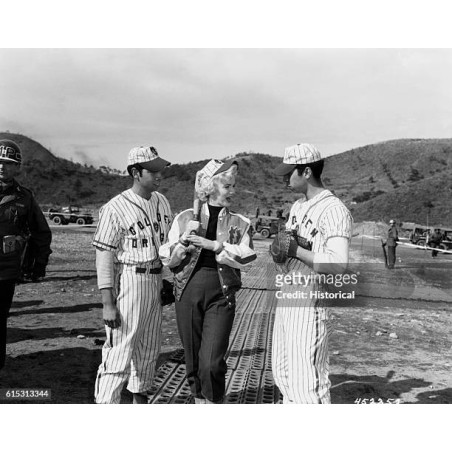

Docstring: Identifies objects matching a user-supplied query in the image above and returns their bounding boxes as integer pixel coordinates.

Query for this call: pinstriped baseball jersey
[284,189,353,300]
[93,188,172,266]
[272,189,352,404]
[288,190,352,258]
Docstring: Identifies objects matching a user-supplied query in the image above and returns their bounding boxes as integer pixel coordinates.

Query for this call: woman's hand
[186,234,216,250]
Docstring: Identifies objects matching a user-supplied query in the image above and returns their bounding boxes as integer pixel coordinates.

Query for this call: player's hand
[186,235,216,251]
[103,304,121,329]
[185,220,200,235]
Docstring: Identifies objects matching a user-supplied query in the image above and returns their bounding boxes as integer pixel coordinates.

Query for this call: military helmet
[0,139,22,164]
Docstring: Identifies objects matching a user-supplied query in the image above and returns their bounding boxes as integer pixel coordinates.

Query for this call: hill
[0,132,130,208]
[1,132,452,225]
[324,139,452,225]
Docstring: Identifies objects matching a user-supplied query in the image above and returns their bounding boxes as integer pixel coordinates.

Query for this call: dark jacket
[430,231,443,245]
[0,180,52,280]
[387,225,398,247]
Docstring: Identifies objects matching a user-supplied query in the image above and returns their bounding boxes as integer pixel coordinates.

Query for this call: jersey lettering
[93,189,173,265]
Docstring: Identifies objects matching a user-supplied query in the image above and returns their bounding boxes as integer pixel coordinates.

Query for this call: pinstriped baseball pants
[94,267,163,404]
[272,301,332,404]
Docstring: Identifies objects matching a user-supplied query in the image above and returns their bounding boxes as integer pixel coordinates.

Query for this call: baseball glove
[269,230,297,264]
[295,234,313,252]
[269,230,312,264]
[160,279,175,306]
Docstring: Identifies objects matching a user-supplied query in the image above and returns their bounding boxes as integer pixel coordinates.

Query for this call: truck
[407,224,452,251]
[408,224,429,247]
[438,228,452,251]
[47,206,94,225]
[250,216,285,239]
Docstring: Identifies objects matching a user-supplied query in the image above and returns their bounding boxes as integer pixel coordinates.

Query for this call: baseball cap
[274,143,322,176]
[0,139,22,165]
[127,146,170,172]
[195,159,238,193]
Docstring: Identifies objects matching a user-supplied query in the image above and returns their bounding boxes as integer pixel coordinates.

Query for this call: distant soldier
[429,228,443,258]
[0,139,52,370]
[386,220,399,269]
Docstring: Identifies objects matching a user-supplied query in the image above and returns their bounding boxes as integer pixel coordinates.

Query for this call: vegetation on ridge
[2,132,451,225]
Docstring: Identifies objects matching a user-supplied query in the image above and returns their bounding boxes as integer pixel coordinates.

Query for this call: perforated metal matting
[148,264,282,404]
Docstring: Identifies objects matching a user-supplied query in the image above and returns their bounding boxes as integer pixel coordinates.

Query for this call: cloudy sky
[1,48,452,170]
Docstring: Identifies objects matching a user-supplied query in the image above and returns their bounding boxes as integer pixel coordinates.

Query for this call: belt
[135,266,162,274]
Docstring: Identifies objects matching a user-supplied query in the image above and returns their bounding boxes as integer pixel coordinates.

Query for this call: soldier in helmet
[429,228,443,258]
[0,139,52,370]
[386,219,399,269]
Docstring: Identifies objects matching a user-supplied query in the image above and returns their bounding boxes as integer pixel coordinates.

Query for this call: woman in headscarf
[159,159,256,403]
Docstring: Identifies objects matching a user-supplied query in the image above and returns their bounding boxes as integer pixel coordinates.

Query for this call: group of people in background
[255,206,287,219]
[1,139,355,404]
[389,221,449,268]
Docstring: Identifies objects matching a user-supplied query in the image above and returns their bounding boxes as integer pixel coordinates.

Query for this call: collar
[300,189,331,205]
[202,202,229,219]
[0,179,17,193]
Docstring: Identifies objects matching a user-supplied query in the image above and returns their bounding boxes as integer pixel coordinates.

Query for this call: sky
[2,48,452,170]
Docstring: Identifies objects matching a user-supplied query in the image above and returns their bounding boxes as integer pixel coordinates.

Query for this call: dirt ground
[1,225,451,404]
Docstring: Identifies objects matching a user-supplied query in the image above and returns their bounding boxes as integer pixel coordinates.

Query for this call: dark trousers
[388,246,396,269]
[430,243,439,257]
[175,267,235,403]
[0,280,16,370]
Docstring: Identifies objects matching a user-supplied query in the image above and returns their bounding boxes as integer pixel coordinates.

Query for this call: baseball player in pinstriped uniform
[93,146,172,404]
[270,143,353,403]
